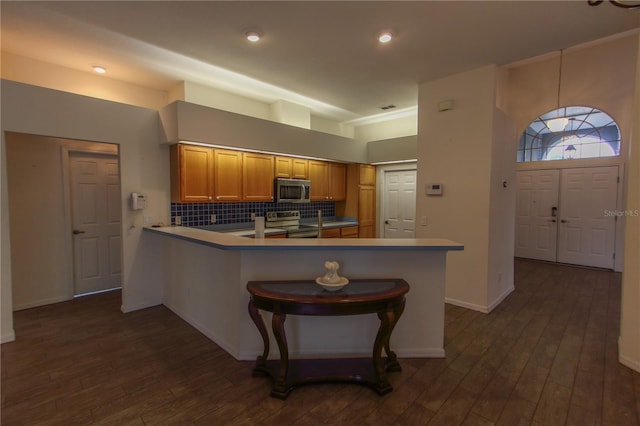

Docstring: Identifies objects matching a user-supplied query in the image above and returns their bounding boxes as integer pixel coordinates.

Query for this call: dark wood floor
[2,259,639,425]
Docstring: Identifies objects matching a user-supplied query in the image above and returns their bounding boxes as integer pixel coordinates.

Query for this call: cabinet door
[321,228,341,238]
[274,156,292,178]
[171,144,213,202]
[358,185,376,237]
[214,149,243,201]
[340,226,359,238]
[359,164,376,186]
[330,163,346,201]
[243,153,274,201]
[309,161,329,201]
[291,158,309,179]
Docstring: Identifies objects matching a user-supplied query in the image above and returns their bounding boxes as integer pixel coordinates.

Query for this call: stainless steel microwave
[275,178,311,203]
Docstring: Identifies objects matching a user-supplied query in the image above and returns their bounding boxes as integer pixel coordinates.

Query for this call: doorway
[381,168,417,238]
[69,152,122,295]
[515,166,619,269]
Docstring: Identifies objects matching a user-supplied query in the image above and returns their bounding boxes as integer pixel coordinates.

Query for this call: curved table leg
[372,308,395,394]
[271,311,289,399]
[383,300,405,371]
[248,298,269,373]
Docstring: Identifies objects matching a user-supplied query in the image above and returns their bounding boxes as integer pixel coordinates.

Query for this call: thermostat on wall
[426,183,443,196]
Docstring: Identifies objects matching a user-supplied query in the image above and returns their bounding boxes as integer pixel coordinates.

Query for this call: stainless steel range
[266,210,319,238]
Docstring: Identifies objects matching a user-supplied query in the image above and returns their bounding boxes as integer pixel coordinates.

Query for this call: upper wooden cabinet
[170,144,214,202]
[214,149,243,201]
[275,156,308,179]
[359,164,376,186]
[309,160,345,201]
[171,143,346,204]
[330,163,346,201]
[291,158,309,179]
[243,152,274,201]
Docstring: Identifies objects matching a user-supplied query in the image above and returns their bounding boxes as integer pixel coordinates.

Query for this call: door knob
[72,230,85,235]
[385,220,389,224]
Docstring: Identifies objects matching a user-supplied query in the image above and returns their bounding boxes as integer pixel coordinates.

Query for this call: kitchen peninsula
[144,226,463,361]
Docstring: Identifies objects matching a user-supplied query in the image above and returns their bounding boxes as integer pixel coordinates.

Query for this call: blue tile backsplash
[171,201,335,227]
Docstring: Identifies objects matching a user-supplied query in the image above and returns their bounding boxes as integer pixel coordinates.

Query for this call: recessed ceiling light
[378,32,393,43]
[92,65,106,74]
[245,31,261,42]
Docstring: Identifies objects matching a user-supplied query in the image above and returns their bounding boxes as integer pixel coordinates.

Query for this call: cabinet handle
[208,196,212,200]
[72,229,85,235]
[560,219,568,223]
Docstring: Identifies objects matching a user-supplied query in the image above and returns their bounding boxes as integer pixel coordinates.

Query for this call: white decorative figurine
[316,260,349,291]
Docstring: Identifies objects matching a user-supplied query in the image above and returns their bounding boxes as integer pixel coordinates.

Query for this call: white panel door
[515,170,560,262]
[558,167,618,269]
[383,169,416,238]
[70,154,122,295]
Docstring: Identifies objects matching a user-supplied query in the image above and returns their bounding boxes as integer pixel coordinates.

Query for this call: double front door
[515,166,619,269]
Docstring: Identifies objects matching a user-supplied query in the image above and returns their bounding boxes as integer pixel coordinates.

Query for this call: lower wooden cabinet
[320,228,341,238]
[266,233,286,239]
[340,226,359,238]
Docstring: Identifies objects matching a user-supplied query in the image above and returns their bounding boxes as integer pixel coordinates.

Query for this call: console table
[247,278,409,399]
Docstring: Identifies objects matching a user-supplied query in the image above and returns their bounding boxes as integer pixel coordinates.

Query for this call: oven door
[286,228,318,238]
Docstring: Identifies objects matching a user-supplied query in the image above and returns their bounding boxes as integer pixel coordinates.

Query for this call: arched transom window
[517,106,620,162]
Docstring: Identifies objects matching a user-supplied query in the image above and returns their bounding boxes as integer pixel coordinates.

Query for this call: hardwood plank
[2,260,640,426]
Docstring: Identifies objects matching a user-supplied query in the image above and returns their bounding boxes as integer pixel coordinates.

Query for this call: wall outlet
[211,214,217,223]
[420,216,427,226]
[174,216,182,225]
[143,215,153,225]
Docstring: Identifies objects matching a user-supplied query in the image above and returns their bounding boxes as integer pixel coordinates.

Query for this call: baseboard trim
[619,337,640,373]
[1,330,16,344]
[486,285,515,313]
[162,301,238,359]
[13,295,71,311]
[120,299,162,313]
[445,297,490,314]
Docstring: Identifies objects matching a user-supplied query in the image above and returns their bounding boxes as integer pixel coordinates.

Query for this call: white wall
[1,80,170,342]
[1,52,169,110]
[5,134,118,309]
[417,65,515,312]
[619,33,640,374]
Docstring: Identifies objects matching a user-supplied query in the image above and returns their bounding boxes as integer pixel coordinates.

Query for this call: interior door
[557,167,618,269]
[70,153,122,295]
[383,169,416,238]
[515,170,560,262]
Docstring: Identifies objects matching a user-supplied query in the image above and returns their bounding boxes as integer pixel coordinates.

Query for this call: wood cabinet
[274,156,292,178]
[275,156,308,179]
[213,149,243,201]
[243,152,274,201]
[340,226,359,238]
[170,144,214,202]
[337,163,376,238]
[292,158,309,179]
[320,228,341,238]
[309,161,345,201]
[171,143,346,204]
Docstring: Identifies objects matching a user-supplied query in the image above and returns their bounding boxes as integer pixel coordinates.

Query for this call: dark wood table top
[247,278,409,316]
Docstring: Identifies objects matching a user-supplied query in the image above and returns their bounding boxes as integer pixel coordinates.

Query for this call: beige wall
[418,64,515,312]
[505,33,640,373]
[1,80,170,342]
[5,134,118,309]
[619,33,640,373]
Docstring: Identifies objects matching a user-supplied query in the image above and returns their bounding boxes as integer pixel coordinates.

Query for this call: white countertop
[144,226,464,252]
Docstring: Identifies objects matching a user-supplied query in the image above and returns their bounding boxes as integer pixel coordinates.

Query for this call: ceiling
[1,1,638,122]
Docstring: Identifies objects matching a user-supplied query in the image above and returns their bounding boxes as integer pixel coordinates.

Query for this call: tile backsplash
[171,201,335,227]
